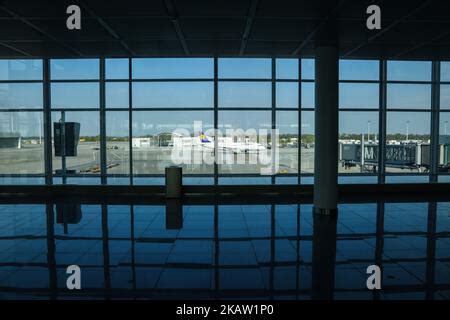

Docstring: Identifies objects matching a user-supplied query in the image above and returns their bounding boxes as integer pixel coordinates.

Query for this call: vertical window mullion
[129,58,133,184]
[271,58,276,184]
[378,60,387,184]
[43,58,53,185]
[298,58,302,185]
[214,57,218,186]
[430,61,440,183]
[100,58,106,184]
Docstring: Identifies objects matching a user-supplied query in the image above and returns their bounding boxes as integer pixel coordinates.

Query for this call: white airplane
[198,132,267,153]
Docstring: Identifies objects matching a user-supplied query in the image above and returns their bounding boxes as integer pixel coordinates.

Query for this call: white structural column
[313,45,339,214]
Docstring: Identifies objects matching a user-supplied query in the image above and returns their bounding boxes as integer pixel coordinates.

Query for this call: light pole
[367,120,371,142]
[406,120,410,141]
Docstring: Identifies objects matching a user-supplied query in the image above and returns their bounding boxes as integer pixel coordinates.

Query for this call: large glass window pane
[301,111,314,174]
[440,85,450,109]
[133,82,213,108]
[301,82,315,108]
[133,58,213,79]
[51,83,99,109]
[339,111,379,174]
[106,112,129,176]
[0,83,43,109]
[50,59,99,80]
[387,84,431,109]
[106,58,129,79]
[339,83,379,109]
[276,59,298,79]
[339,60,379,80]
[387,61,431,81]
[386,112,430,174]
[276,82,298,108]
[219,82,271,108]
[51,111,100,176]
[301,59,315,80]
[132,111,213,175]
[439,112,450,173]
[106,82,129,108]
[219,58,271,79]
[441,62,450,82]
[0,112,44,174]
[277,111,298,174]
[0,59,42,80]
[218,110,271,174]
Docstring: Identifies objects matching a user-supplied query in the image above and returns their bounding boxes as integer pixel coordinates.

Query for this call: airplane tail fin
[200,132,211,143]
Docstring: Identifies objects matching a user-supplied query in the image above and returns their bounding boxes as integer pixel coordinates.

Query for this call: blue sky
[0,58,449,137]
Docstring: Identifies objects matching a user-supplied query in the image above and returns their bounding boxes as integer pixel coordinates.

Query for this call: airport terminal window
[218,110,271,175]
[337,60,380,182]
[441,85,450,109]
[219,82,271,108]
[106,112,130,177]
[106,58,129,80]
[387,61,431,82]
[301,82,315,108]
[385,112,431,176]
[276,59,298,79]
[0,59,42,81]
[2,57,450,185]
[276,82,298,109]
[339,111,379,175]
[385,61,432,180]
[439,112,450,175]
[51,82,100,109]
[276,111,299,174]
[106,82,129,109]
[442,62,450,82]
[50,59,99,80]
[0,60,44,181]
[299,60,314,180]
[133,82,213,108]
[300,111,315,175]
[339,59,379,80]
[0,83,43,109]
[51,111,100,178]
[0,112,44,174]
[387,84,431,109]
[132,111,214,175]
[301,59,315,80]
[133,58,213,79]
[339,83,379,109]
[218,58,271,79]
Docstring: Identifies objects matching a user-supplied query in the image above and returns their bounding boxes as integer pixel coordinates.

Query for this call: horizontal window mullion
[384,172,430,176]
[275,79,301,82]
[386,108,431,112]
[217,107,272,111]
[218,78,271,82]
[339,108,379,112]
[0,80,43,83]
[339,79,380,83]
[0,174,45,177]
[131,78,213,82]
[0,108,43,112]
[50,79,99,83]
[51,107,100,110]
[386,80,434,84]
[132,107,214,111]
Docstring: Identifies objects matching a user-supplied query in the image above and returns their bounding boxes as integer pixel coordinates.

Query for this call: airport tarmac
[0,141,422,176]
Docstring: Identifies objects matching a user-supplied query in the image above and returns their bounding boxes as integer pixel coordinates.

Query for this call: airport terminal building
[0,0,450,301]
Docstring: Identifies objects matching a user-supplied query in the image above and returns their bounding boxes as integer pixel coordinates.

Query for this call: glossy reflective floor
[0,199,450,300]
